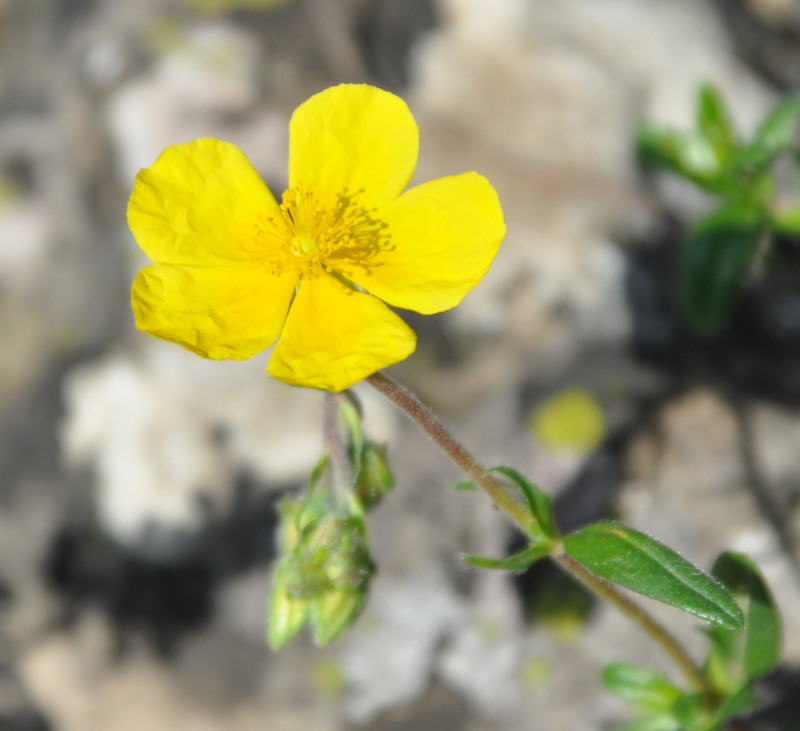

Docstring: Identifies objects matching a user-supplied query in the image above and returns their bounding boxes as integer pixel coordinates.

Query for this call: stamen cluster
[256,186,391,279]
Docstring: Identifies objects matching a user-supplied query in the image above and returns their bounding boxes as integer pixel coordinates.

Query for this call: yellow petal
[349,172,505,314]
[288,84,418,212]
[132,263,297,359]
[268,274,416,391]
[128,138,279,265]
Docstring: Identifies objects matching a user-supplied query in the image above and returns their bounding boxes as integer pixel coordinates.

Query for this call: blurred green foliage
[639,83,800,332]
[184,0,291,13]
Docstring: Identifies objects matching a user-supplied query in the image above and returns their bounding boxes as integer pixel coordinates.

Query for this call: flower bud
[353,442,395,510]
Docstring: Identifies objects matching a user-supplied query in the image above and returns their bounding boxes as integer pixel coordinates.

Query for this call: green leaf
[704,623,738,693]
[707,680,760,727]
[563,522,744,629]
[682,203,767,332]
[452,479,478,491]
[770,204,800,235]
[669,692,704,727]
[463,541,552,571]
[711,551,782,679]
[488,466,559,541]
[697,83,738,158]
[736,95,800,172]
[602,663,682,711]
[637,123,725,191]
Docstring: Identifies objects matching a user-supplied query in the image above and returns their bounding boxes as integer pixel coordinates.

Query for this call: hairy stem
[555,553,711,693]
[366,372,532,531]
[322,392,352,498]
[366,371,712,695]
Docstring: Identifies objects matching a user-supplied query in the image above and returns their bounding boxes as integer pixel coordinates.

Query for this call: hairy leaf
[563,522,743,629]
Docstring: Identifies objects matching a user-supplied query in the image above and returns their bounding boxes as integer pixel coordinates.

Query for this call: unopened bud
[354,443,395,510]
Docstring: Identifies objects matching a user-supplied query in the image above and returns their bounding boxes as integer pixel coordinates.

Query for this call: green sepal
[353,442,395,510]
[336,393,396,511]
[602,662,682,712]
[307,513,374,645]
[563,522,743,629]
[276,486,328,555]
[487,465,559,541]
[705,551,782,691]
[267,557,311,649]
[697,83,738,160]
[462,541,552,571]
[735,95,800,172]
[310,586,370,647]
[682,203,767,332]
[338,396,365,474]
[308,453,333,495]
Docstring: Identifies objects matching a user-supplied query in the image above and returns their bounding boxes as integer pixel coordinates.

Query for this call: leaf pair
[461,466,558,571]
[460,467,744,635]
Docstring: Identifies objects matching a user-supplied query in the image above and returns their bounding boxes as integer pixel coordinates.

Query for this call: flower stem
[365,372,532,531]
[554,553,712,693]
[366,370,712,695]
[322,392,352,499]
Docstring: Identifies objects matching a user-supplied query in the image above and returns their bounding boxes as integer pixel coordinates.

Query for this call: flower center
[254,186,392,278]
[291,234,318,258]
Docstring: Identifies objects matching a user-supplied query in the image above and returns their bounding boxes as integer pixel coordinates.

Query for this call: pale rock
[623,390,746,549]
[437,571,522,721]
[520,0,776,219]
[414,2,635,179]
[18,614,338,731]
[60,339,398,549]
[83,36,128,89]
[158,24,259,109]
[0,299,49,401]
[108,22,287,184]
[61,343,316,547]
[408,0,642,378]
[521,0,773,131]
[406,0,776,382]
[0,196,52,297]
[750,401,800,492]
[340,562,466,723]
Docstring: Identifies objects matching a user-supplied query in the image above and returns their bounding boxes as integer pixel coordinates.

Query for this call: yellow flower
[128,84,505,391]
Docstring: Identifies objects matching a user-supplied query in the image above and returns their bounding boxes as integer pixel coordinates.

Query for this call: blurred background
[2,0,800,728]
